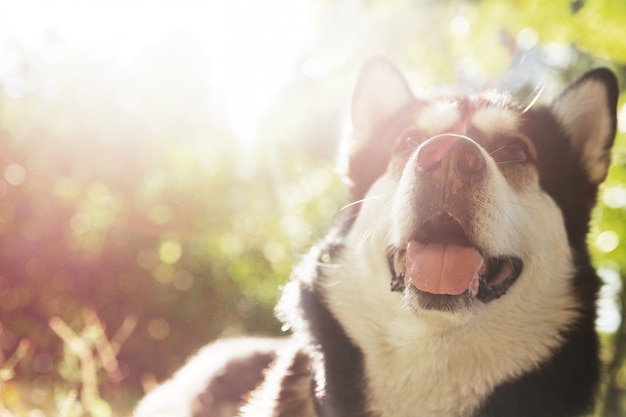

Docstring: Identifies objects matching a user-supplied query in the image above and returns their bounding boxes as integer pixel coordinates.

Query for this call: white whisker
[341,195,384,211]
[494,160,523,166]
[522,83,546,113]
[507,200,539,210]
[356,198,394,250]
[489,145,507,156]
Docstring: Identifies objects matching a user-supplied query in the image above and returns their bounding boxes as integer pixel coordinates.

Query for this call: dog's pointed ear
[345,59,414,200]
[351,58,414,142]
[550,68,619,184]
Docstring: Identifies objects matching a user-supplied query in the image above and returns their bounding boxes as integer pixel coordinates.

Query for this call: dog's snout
[415,136,485,179]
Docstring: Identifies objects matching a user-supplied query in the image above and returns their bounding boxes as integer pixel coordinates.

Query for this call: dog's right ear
[347,58,415,200]
[550,68,619,185]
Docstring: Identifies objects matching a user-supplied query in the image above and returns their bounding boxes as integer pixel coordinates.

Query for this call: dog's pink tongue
[406,241,484,295]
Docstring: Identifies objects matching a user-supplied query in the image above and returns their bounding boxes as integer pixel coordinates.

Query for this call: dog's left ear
[550,68,619,184]
[351,58,414,141]
[346,58,415,200]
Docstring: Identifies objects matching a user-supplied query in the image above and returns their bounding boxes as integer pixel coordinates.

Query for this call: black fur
[194,348,279,417]
[477,316,601,417]
[278,229,371,417]
[300,283,372,417]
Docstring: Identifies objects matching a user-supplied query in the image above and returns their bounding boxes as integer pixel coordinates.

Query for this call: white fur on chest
[320,177,580,417]
[323,259,495,417]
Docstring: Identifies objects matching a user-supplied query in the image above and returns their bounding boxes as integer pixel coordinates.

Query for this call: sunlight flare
[0,0,312,142]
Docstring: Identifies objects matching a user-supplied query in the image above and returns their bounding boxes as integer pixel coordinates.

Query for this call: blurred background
[0,0,624,416]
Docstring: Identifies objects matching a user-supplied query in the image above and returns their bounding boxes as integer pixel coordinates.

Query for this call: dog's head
[343,58,617,316]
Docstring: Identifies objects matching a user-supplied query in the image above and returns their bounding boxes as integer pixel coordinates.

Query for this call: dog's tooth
[393,249,407,274]
[477,258,488,277]
[468,273,480,297]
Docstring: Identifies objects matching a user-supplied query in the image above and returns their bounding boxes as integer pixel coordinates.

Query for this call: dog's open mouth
[388,213,523,307]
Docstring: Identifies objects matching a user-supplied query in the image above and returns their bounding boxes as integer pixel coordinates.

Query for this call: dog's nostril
[415,136,456,173]
[455,142,485,177]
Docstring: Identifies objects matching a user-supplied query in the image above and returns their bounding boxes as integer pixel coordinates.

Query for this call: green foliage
[0,0,625,415]
[479,0,626,63]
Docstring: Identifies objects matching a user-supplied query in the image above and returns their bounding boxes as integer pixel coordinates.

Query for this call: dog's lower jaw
[319,220,580,417]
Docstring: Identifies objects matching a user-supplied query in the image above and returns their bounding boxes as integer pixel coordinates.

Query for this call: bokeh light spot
[86,182,111,205]
[450,15,470,39]
[159,240,182,264]
[147,318,170,340]
[264,241,287,264]
[172,270,194,291]
[87,398,112,417]
[152,263,174,284]
[70,212,92,234]
[616,363,626,390]
[32,353,54,374]
[54,177,82,200]
[216,233,244,258]
[596,230,620,253]
[149,204,173,225]
[603,186,626,208]
[516,27,538,50]
[4,164,26,185]
[597,267,622,333]
[618,103,626,133]
[30,375,53,405]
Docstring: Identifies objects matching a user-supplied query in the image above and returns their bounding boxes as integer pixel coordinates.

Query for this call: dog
[134,59,618,417]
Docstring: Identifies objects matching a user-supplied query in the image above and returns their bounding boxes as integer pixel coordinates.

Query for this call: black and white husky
[135,59,618,417]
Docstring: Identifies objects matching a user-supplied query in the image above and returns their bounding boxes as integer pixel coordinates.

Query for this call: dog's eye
[492,140,531,164]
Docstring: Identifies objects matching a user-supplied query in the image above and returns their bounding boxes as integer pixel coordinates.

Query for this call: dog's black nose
[416,136,485,179]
